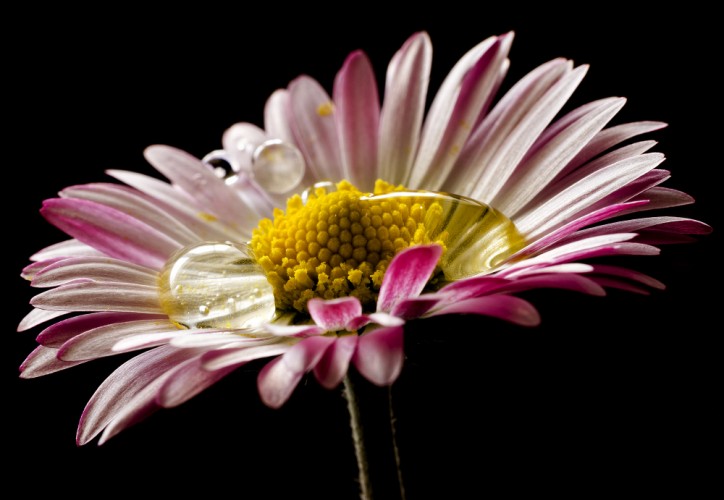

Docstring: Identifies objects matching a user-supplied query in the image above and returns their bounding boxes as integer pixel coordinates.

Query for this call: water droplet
[159,242,275,330]
[301,181,337,204]
[360,191,526,279]
[202,150,235,179]
[251,140,306,194]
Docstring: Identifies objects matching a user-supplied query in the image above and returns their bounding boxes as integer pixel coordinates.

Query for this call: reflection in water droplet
[202,150,235,179]
[251,140,306,194]
[159,242,275,329]
[360,190,526,279]
[301,181,337,204]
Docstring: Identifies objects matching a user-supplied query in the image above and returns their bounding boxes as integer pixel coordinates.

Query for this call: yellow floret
[250,179,446,312]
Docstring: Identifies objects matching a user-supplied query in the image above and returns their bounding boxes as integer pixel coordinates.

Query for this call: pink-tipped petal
[429,295,541,327]
[17,308,69,332]
[378,32,432,184]
[389,297,441,320]
[36,312,163,347]
[156,358,237,408]
[31,239,101,262]
[590,265,666,290]
[495,273,606,296]
[41,198,179,270]
[201,343,291,371]
[19,346,86,379]
[333,50,380,191]
[58,319,180,362]
[313,335,358,389]
[30,282,161,313]
[288,76,342,182]
[377,245,442,313]
[257,336,335,408]
[626,187,695,213]
[565,121,667,175]
[144,145,261,234]
[60,183,198,245]
[307,296,363,331]
[495,97,626,215]
[353,326,404,386]
[264,89,295,143]
[107,169,239,242]
[31,256,157,288]
[410,34,512,190]
[22,258,64,281]
[77,345,199,445]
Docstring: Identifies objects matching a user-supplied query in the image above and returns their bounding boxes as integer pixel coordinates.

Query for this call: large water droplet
[159,242,275,330]
[360,191,525,279]
[251,140,305,194]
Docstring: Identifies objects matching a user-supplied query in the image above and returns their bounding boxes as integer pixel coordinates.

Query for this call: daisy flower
[18,30,709,481]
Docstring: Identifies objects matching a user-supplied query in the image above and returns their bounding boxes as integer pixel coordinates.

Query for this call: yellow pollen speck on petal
[198,212,218,222]
[317,101,335,116]
[250,179,448,312]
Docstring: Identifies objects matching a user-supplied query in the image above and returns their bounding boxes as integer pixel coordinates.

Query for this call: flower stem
[388,385,406,500]
[343,375,372,500]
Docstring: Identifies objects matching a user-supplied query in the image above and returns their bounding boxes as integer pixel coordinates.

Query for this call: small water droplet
[301,181,337,204]
[251,140,306,194]
[159,242,275,329]
[202,150,235,180]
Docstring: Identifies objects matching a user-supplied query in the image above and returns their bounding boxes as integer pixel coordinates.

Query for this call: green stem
[343,375,372,500]
[388,385,406,500]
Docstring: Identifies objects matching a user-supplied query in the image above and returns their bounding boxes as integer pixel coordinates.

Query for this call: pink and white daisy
[18,30,709,454]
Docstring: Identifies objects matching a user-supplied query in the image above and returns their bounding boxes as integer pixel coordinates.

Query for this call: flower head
[18,31,710,445]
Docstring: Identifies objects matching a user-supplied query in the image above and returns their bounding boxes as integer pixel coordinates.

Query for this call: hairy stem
[388,385,406,500]
[343,375,372,500]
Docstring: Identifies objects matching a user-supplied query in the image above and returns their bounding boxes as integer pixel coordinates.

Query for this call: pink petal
[156,358,237,408]
[512,201,647,259]
[36,312,163,347]
[201,343,291,371]
[21,258,64,281]
[17,308,69,332]
[591,265,665,290]
[31,256,157,288]
[30,282,161,313]
[378,32,432,184]
[257,336,335,408]
[19,346,86,379]
[288,76,342,182]
[409,34,512,190]
[565,121,667,175]
[333,50,380,191]
[60,183,198,245]
[516,153,664,238]
[429,295,541,327]
[572,216,712,241]
[495,97,626,215]
[221,122,267,171]
[264,323,325,337]
[626,187,695,213]
[389,297,441,320]
[494,273,606,296]
[449,59,583,199]
[264,89,295,142]
[77,345,199,445]
[591,276,652,295]
[58,319,181,361]
[41,198,179,269]
[377,245,442,313]
[144,145,261,234]
[353,326,404,386]
[31,239,101,262]
[437,276,511,302]
[313,335,358,389]
[307,296,362,331]
[107,169,240,242]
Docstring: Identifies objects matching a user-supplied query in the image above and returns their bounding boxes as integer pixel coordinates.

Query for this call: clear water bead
[301,181,337,204]
[159,242,275,330]
[251,140,306,194]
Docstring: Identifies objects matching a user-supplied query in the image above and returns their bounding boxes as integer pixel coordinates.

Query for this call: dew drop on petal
[360,191,526,279]
[251,140,306,194]
[159,242,275,329]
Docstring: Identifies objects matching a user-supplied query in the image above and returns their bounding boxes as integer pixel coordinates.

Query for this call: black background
[5,7,719,498]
